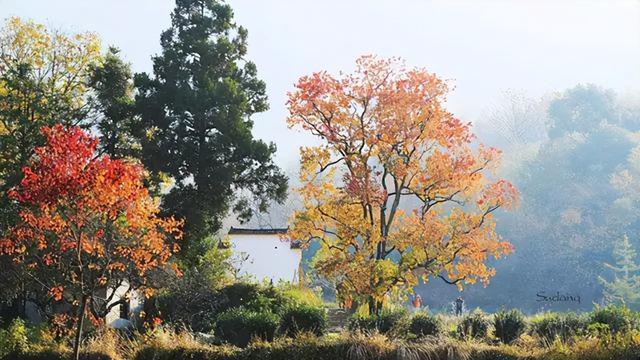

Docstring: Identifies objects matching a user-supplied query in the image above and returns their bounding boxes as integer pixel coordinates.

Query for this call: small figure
[454,296,464,316]
[411,294,423,311]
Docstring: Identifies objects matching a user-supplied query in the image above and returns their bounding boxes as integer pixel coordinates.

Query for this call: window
[119,297,130,320]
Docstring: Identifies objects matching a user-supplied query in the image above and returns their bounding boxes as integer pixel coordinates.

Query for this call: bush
[589,304,636,333]
[214,308,279,347]
[2,318,29,354]
[409,312,442,337]
[279,284,323,308]
[1,350,113,360]
[155,281,302,332]
[218,282,292,315]
[530,312,587,344]
[457,310,489,339]
[493,308,526,344]
[279,306,327,337]
[348,308,407,334]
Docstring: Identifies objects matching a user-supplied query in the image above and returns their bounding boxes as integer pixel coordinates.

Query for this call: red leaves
[49,286,64,301]
[1,125,182,305]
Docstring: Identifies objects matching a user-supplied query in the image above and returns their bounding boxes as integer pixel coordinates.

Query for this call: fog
[3,0,640,312]
[2,0,639,169]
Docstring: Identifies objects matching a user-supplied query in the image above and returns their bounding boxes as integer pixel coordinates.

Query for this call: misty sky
[1,0,639,169]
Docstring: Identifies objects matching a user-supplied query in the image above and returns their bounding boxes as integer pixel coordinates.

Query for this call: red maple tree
[0,125,182,359]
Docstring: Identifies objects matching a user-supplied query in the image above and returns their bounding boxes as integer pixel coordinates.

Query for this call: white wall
[105,282,143,329]
[230,233,301,283]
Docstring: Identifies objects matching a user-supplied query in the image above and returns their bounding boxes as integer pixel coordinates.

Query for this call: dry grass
[346,331,395,360]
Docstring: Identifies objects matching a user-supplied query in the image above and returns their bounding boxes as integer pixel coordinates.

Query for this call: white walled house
[104,283,143,329]
[227,227,302,284]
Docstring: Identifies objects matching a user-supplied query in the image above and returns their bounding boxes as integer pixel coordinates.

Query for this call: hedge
[1,350,113,360]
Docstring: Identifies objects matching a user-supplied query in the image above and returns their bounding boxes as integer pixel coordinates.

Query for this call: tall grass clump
[530,312,587,344]
[589,304,637,334]
[409,312,442,338]
[279,305,327,337]
[457,310,490,340]
[214,308,279,347]
[493,308,527,344]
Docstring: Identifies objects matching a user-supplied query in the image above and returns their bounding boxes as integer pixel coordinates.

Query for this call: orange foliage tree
[0,125,182,359]
[286,56,518,314]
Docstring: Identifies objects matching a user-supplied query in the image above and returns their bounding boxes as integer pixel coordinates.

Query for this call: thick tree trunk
[73,295,88,360]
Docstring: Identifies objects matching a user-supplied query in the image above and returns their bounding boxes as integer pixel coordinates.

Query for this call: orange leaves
[478,179,520,210]
[1,125,182,311]
[287,55,519,309]
[49,285,64,301]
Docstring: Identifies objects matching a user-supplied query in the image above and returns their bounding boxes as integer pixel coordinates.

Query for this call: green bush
[530,312,587,344]
[589,304,636,333]
[493,308,526,344]
[218,282,292,315]
[279,306,327,337]
[155,281,301,332]
[214,308,279,347]
[347,308,407,334]
[279,284,323,308]
[457,310,490,339]
[409,312,442,337]
[1,318,29,355]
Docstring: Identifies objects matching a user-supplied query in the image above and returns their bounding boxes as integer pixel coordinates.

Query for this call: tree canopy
[0,125,182,359]
[286,56,518,314]
[133,0,287,262]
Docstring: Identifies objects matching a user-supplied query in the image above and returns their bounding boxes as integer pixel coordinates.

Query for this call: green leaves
[133,0,287,263]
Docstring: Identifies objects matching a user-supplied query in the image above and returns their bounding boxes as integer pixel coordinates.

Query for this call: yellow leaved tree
[286,56,519,314]
[0,16,101,190]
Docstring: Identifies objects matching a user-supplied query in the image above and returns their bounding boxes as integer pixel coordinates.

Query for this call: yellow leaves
[0,17,102,119]
[288,55,519,310]
[142,288,155,299]
[0,80,7,97]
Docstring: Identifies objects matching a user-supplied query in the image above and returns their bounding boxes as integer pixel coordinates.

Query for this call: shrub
[214,308,279,347]
[493,308,526,344]
[155,281,302,332]
[348,308,407,334]
[530,312,587,344]
[3,318,29,354]
[152,280,223,332]
[279,306,327,337]
[589,304,636,333]
[1,350,113,360]
[408,312,442,337]
[279,284,323,308]
[218,282,292,315]
[457,310,489,339]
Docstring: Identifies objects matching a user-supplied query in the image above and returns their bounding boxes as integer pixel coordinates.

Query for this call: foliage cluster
[348,308,408,334]
[408,312,442,338]
[457,310,490,339]
[493,308,527,344]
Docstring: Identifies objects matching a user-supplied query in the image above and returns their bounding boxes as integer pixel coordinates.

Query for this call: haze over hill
[3,0,640,313]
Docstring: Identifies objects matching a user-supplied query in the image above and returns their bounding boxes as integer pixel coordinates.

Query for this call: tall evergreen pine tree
[599,235,640,309]
[134,0,287,263]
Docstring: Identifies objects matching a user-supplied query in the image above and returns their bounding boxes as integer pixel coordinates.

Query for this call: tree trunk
[367,296,382,316]
[73,295,88,360]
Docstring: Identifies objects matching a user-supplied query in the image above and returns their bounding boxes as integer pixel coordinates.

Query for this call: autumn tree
[0,125,182,360]
[133,0,287,263]
[0,17,101,193]
[0,17,102,318]
[286,56,518,314]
